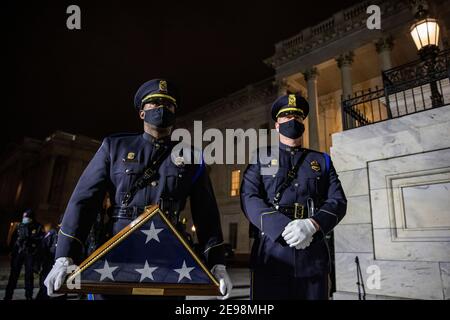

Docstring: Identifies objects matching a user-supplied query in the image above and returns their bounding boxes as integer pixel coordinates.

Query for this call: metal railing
[342,49,450,130]
[342,87,387,130]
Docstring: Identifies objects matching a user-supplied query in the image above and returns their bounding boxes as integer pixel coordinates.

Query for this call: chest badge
[174,156,185,167]
[270,159,278,166]
[127,152,135,160]
[310,160,321,172]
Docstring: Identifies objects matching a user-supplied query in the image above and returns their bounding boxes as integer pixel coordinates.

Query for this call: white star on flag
[174,260,195,283]
[94,260,118,281]
[135,261,158,282]
[141,221,163,243]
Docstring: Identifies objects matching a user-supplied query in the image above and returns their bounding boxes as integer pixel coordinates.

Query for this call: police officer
[44,79,232,299]
[240,93,347,300]
[4,209,44,300]
[36,223,59,300]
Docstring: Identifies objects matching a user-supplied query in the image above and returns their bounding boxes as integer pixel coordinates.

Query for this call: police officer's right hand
[44,257,77,296]
[282,219,317,249]
[294,236,313,250]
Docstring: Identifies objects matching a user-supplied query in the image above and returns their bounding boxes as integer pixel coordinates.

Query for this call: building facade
[0,131,100,251]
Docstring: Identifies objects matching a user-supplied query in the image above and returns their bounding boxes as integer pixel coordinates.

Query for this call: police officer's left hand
[211,264,233,300]
[282,219,317,249]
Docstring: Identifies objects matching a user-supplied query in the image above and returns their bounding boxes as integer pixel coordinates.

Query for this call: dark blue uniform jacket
[240,143,346,277]
[56,132,225,268]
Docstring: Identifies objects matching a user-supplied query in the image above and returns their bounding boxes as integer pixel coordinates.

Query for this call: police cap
[271,93,309,121]
[133,79,180,111]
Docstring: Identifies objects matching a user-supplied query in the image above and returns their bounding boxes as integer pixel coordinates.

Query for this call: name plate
[132,287,165,295]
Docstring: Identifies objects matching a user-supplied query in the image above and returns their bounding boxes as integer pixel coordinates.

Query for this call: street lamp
[410,4,443,107]
[410,17,440,59]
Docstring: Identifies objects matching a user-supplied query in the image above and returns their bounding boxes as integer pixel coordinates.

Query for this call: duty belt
[112,205,180,225]
[111,206,145,220]
[277,203,306,219]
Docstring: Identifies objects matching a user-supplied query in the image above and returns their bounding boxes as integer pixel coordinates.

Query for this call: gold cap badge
[159,80,168,92]
[288,94,296,107]
[311,160,321,172]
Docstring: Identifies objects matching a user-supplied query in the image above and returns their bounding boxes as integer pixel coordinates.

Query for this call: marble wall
[331,104,450,300]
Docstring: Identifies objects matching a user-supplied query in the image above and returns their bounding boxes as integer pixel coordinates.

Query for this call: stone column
[303,67,320,151]
[336,51,354,100]
[336,52,355,130]
[375,36,394,71]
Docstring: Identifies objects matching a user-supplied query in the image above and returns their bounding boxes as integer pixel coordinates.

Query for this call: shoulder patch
[323,152,331,173]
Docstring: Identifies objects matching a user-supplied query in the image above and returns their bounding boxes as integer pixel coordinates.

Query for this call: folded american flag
[63,205,220,296]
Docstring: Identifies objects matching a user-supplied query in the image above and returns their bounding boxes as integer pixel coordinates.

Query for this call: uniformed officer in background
[4,209,44,300]
[36,222,60,300]
[240,93,347,300]
[44,79,232,299]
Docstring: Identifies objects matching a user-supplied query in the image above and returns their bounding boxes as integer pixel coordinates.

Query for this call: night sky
[2,0,360,150]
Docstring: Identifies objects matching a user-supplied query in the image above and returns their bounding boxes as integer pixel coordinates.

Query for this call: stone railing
[311,17,335,37]
[343,0,372,22]
[266,0,408,68]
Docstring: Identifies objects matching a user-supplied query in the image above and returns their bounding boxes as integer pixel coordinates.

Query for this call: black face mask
[144,106,176,128]
[278,119,305,139]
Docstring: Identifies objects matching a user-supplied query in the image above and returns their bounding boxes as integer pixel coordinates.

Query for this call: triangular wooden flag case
[59,205,220,296]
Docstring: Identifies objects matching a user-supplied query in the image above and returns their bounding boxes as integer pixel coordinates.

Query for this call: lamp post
[410,3,443,107]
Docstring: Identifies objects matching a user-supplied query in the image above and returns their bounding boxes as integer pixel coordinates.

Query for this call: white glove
[44,257,76,296]
[211,264,233,300]
[282,219,317,250]
[295,236,313,250]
